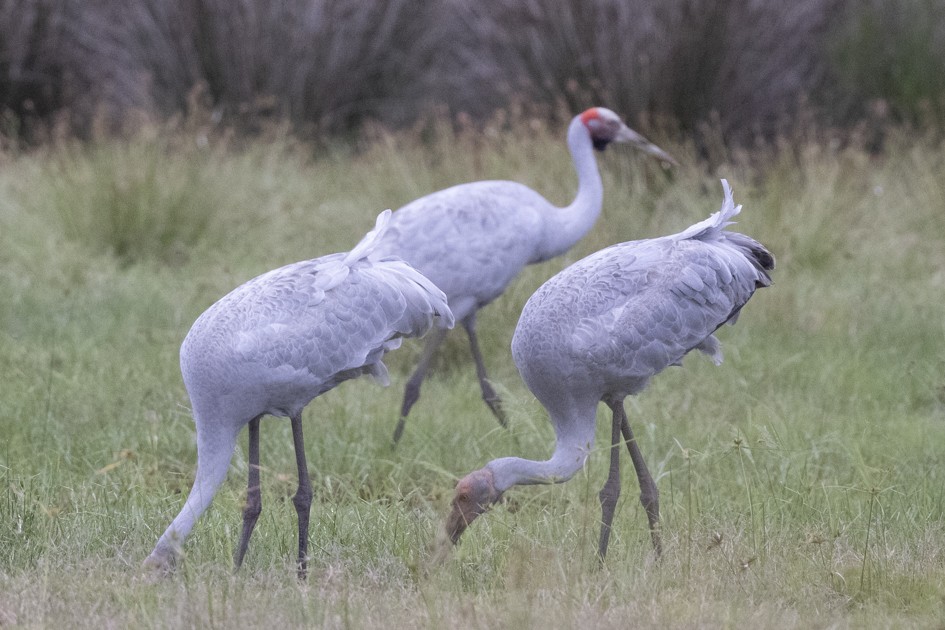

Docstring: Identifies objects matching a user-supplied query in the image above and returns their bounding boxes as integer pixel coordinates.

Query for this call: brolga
[445,180,774,560]
[144,211,454,578]
[374,107,677,443]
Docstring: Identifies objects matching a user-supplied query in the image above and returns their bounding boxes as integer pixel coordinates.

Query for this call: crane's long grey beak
[616,125,678,166]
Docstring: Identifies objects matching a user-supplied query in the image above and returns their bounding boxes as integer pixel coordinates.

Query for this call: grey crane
[445,180,774,560]
[374,107,676,443]
[144,211,454,578]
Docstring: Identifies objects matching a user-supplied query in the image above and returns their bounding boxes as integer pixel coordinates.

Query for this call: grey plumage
[373,107,677,442]
[145,210,453,577]
[445,180,774,560]
[515,187,772,400]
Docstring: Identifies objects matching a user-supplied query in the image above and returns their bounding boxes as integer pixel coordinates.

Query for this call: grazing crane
[376,107,676,443]
[445,180,774,560]
[144,211,454,578]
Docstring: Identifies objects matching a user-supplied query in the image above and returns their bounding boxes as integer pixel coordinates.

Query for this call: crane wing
[565,236,762,380]
[184,211,453,417]
[227,256,449,380]
[374,181,546,308]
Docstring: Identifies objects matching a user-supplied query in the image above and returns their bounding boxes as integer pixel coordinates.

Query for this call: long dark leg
[290,413,313,579]
[393,326,449,443]
[462,313,507,427]
[234,415,263,569]
[597,407,623,562]
[616,402,662,556]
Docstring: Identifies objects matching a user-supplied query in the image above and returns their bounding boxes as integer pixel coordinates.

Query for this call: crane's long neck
[537,117,605,261]
[487,404,598,492]
[146,420,238,565]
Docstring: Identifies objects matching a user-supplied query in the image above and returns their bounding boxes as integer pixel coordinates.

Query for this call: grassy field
[1,120,944,628]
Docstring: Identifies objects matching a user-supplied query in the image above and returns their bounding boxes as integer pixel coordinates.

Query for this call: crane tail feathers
[718,179,741,224]
[377,259,455,331]
[342,209,455,339]
[343,209,393,266]
[675,179,741,242]
[724,232,775,279]
[673,179,774,284]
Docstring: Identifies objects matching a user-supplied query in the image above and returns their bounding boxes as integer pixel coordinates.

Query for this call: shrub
[0,0,88,140]
[827,0,945,128]
[37,134,225,266]
[1,0,944,144]
[0,0,458,138]
[457,0,841,142]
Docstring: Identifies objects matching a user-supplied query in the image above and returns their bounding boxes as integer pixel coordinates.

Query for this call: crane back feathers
[180,210,453,422]
[511,180,774,402]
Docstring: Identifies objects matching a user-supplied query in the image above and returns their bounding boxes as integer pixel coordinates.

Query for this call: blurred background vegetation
[1,0,944,148]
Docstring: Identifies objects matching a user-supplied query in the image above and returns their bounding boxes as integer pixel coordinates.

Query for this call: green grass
[1,122,944,628]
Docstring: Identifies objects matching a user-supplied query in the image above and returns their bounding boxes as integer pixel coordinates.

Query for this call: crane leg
[393,326,448,443]
[597,408,623,563]
[616,403,662,556]
[290,413,313,580]
[234,415,263,570]
[462,314,507,428]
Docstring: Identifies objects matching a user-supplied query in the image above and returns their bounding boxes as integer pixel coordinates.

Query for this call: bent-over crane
[445,180,774,560]
[144,211,453,578]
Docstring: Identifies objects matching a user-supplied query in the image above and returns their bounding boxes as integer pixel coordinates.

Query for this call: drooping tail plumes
[724,231,775,284]
[314,210,454,333]
[357,210,455,334]
[676,180,775,286]
[373,256,455,335]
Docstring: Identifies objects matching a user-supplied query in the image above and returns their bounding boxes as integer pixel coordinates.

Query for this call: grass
[1,119,944,628]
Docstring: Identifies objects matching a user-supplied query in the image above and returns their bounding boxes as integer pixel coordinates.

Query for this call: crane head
[445,467,502,544]
[580,107,678,166]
